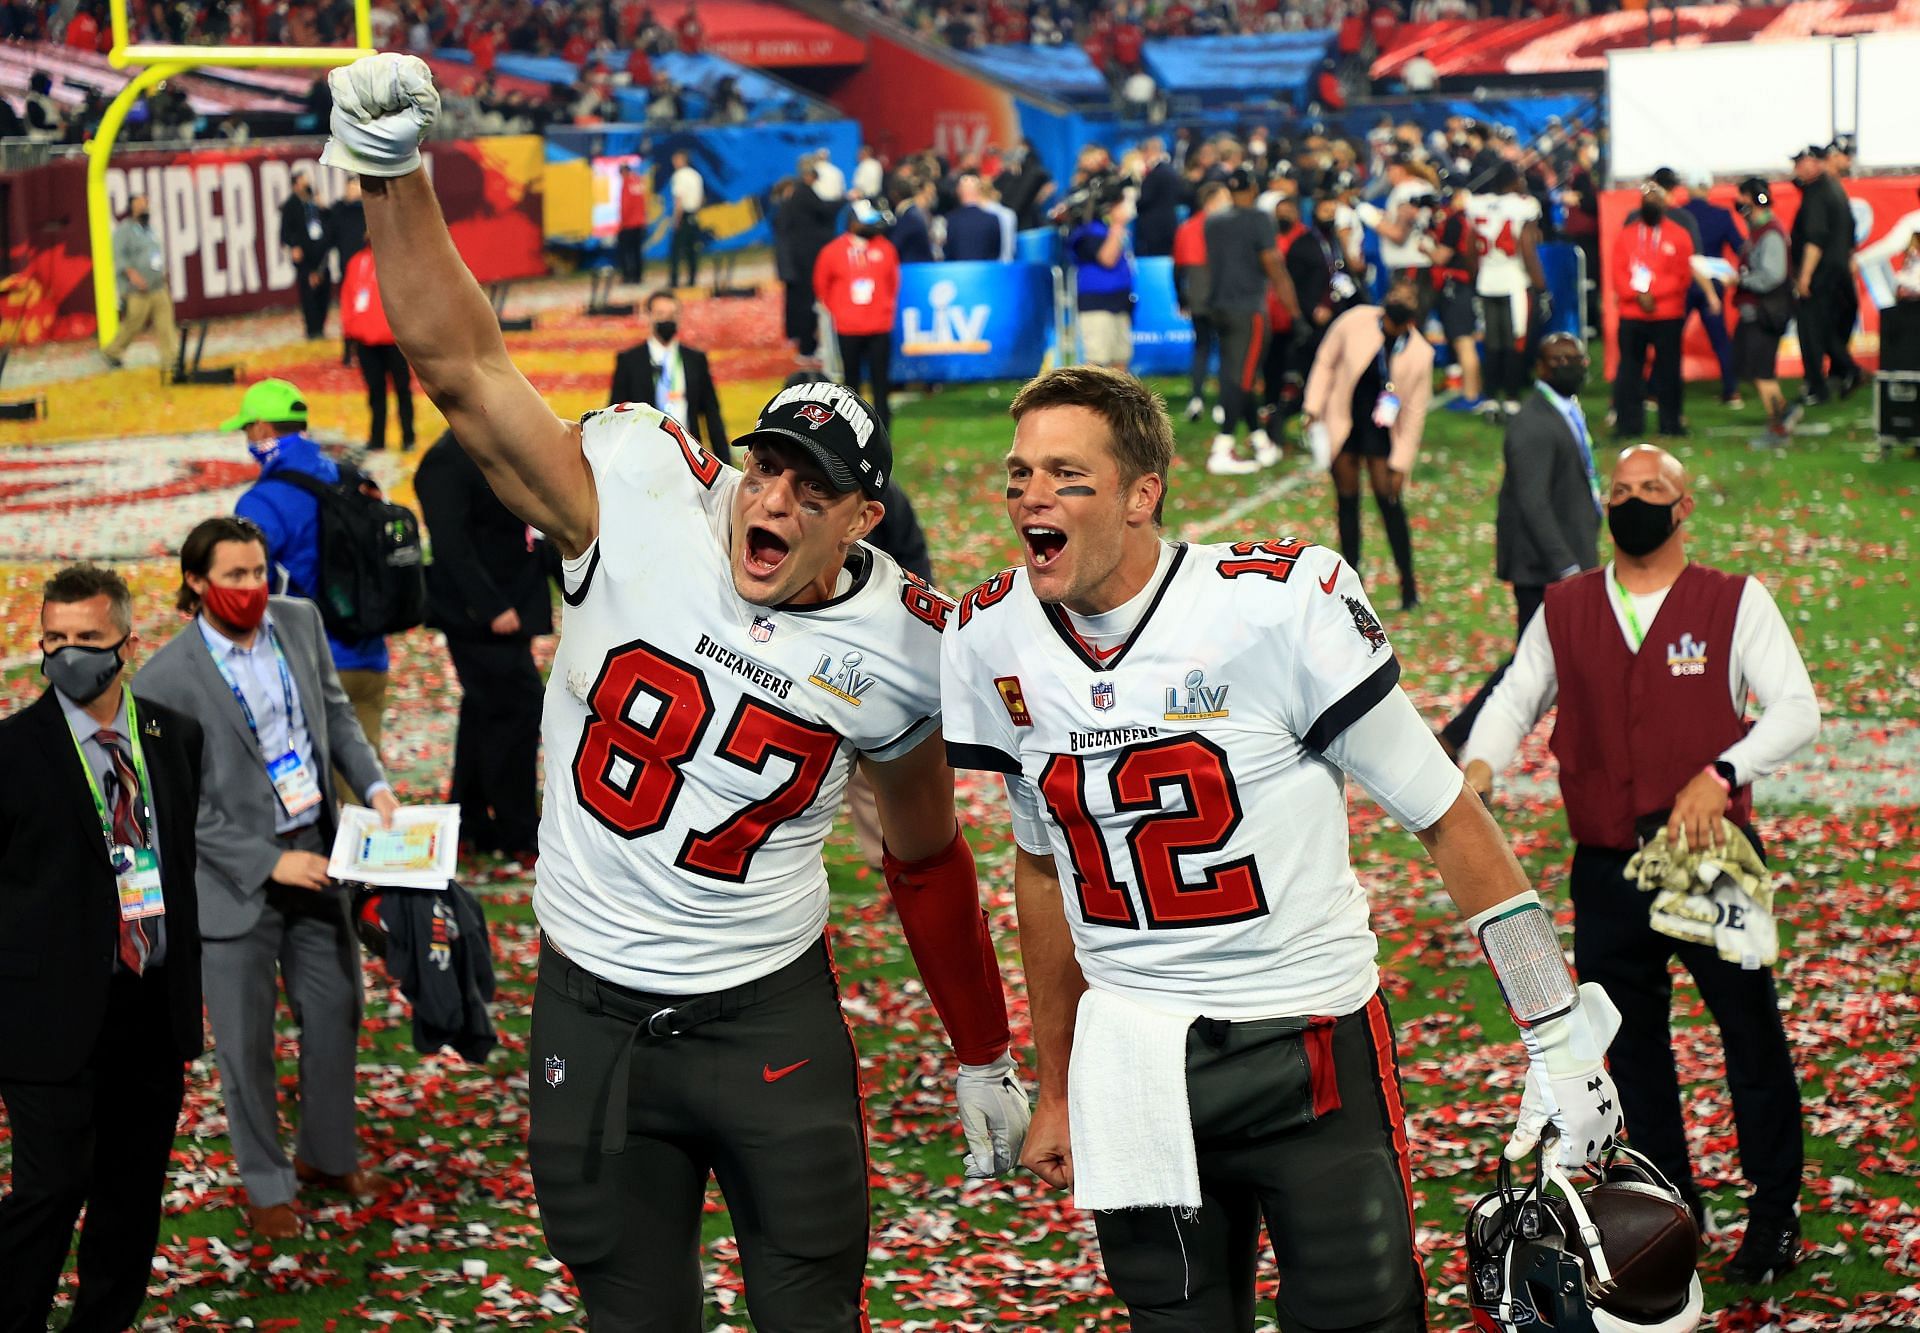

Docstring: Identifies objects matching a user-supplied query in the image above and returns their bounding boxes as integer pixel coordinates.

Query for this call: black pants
[528,938,869,1333]
[837,332,891,431]
[1796,268,1859,396]
[297,267,332,339]
[784,279,819,358]
[1214,309,1267,434]
[669,222,701,289]
[0,968,185,1333]
[1686,282,1737,400]
[616,226,647,284]
[445,633,543,854]
[1093,993,1426,1333]
[1613,316,1684,436]
[1441,582,1546,751]
[1569,844,1804,1223]
[356,342,415,450]
[1482,290,1531,402]
[1189,309,1219,404]
[1261,321,1299,420]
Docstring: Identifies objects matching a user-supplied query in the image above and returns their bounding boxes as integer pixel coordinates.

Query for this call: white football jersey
[538,403,948,994]
[941,539,1401,1019]
[1467,191,1540,296]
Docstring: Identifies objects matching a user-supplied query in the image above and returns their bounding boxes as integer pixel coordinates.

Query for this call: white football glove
[956,1051,1031,1179]
[1506,981,1625,1170]
[319,53,441,178]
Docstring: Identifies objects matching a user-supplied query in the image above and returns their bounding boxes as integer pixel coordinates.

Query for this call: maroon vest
[1543,563,1753,851]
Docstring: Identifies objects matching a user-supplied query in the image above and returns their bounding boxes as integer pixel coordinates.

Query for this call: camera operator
[1067,175,1138,371]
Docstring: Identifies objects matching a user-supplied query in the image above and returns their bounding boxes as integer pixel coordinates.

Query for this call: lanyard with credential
[69,688,154,853]
[1614,574,1647,652]
[209,625,300,759]
[1377,327,1407,395]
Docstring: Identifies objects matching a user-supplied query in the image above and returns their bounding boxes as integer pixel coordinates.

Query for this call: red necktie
[96,728,151,975]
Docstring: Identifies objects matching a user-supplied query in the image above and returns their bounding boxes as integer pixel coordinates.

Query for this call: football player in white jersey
[1467,163,1548,416]
[323,54,1030,1332]
[941,366,1627,1331]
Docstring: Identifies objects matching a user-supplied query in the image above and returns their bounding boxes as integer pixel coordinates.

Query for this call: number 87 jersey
[940,540,1401,1019]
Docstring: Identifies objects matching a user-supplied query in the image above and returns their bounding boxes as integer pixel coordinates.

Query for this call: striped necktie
[96,728,151,975]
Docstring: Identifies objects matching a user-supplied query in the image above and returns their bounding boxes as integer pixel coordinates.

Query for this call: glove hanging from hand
[956,1051,1032,1179]
[1507,981,1625,1170]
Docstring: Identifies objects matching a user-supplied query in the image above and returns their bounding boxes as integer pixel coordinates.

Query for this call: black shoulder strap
[260,468,337,502]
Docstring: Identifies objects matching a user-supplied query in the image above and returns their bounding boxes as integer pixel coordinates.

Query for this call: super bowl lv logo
[901,280,991,355]
[810,651,875,706]
[1667,632,1708,677]
[1163,668,1230,721]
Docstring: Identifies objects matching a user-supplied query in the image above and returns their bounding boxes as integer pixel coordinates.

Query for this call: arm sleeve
[1003,773,1052,854]
[1324,687,1466,832]
[1719,577,1821,786]
[1459,607,1559,773]
[1280,547,1403,754]
[939,624,1023,775]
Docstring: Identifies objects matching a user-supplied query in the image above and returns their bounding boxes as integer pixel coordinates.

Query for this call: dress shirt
[1461,566,1821,787]
[648,336,688,425]
[198,613,324,833]
[58,687,168,967]
[1534,379,1601,519]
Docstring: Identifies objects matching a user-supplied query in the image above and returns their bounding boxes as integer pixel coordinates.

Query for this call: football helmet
[1467,1136,1703,1333]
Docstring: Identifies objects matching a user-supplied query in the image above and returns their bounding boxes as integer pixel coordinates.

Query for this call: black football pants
[528,937,870,1332]
[444,633,542,853]
[1569,844,1804,1225]
[1093,993,1427,1333]
[0,968,184,1333]
[1215,309,1267,435]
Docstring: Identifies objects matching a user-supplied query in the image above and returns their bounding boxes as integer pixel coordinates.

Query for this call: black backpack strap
[259,468,340,502]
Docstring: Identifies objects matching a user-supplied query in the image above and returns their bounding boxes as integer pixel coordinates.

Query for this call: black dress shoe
[1837,369,1863,399]
[1724,1216,1801,1284]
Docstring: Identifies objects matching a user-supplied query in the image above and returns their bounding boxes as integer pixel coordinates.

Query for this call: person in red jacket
[814,200,900,430]
[1612,179,1696,438]
[616,163,649,284]
[339,244,416,451]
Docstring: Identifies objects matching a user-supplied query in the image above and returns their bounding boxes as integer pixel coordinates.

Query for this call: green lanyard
[1614,573,1646,652]
[69,688,154,853]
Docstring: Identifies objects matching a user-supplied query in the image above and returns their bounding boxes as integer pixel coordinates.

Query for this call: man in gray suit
[136,515,400,1240]
[1441,333,1602,754]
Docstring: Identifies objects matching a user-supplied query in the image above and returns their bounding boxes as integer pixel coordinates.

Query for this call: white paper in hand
[1306,420,1333,470]
[328,803,461,888]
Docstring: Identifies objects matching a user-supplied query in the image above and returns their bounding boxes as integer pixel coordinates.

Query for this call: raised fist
[318,53,441,178]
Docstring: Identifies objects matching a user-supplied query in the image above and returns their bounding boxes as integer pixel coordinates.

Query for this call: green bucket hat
[219,378,308,432]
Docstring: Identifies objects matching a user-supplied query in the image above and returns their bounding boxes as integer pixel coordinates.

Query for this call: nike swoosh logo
[762,1059,810,1083]
[1319,568,1340,594]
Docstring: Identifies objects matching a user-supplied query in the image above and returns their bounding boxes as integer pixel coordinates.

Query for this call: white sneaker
[1211,404,1226,426]
[1185,396,1205,421]
[1502,399,1522,417]
[1207,435,1259,475]
[1249,429,1281,467]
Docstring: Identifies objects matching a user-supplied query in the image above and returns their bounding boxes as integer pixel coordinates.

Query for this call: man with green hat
[228,379,392,771]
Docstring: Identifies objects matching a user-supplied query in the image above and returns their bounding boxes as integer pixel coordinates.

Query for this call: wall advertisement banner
[892,261,1053,383]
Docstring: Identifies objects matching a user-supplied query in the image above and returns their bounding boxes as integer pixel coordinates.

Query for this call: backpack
[267,466,426,640]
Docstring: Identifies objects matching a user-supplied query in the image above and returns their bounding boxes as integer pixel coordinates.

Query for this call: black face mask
[1315,215,1337,233]
[1607,496,1679,557]
[1275,216,1298,234]
[1382,300,1417,327]
[42,638,128,706]
[1639,201,1664,226]
[650,319,678,344]
[1544,361,1588,396]
[132,209,149,225]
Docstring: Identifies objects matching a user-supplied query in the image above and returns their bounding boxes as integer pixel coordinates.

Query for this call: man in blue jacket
[224,379,390,782]
[1654,167,1741,406]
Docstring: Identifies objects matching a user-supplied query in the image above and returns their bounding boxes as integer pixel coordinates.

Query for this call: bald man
[1461,443,1819,1286]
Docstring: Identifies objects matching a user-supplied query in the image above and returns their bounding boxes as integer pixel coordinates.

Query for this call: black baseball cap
[1792,144,1828,161]
[737,382,892,499]
[1829,134,1855,157]
[1650,166,1682,190]
[1738,176,1771,205]
[1225,166,1256,192]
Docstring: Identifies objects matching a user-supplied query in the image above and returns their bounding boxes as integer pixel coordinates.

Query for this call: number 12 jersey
[941,540,1402,1019]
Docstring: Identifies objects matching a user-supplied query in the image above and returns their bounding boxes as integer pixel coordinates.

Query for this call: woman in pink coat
[1301,274,1434,609]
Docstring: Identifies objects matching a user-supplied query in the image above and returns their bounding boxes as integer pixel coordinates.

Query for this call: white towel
[1068,987,1202,1213]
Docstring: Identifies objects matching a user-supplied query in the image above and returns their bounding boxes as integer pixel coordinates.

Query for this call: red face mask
[202,581,268,631]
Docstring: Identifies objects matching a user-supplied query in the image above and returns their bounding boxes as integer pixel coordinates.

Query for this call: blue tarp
[1142,32,1337,108]
[892,262,1054,383]
[608,51,819,124]
[1127,257,1192,377]
[547,119,861,258]
[964,44,1112,104]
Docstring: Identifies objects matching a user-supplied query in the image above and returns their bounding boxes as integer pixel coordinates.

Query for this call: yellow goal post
[89,0,374,347]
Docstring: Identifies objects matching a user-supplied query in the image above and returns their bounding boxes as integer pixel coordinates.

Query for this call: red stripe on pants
[1240,312,1263,390]
[1364,994,1421,1284]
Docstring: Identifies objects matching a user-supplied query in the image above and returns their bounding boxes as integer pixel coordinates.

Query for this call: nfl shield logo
[1090,681,1116,712]
[543,1055,567,1088]
[749,615,775,643]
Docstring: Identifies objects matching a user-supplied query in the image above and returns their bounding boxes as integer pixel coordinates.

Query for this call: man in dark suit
[279,166,334,339]
[1134,136,1184,257]
[772,164,844,363]
[134,516,399,1241]
[0,565,203,1333]
[942,172,1004,262]
[415,428,553,858]
[607,291,729,458]
[890,177,939,265]
[1441,333,1602,753]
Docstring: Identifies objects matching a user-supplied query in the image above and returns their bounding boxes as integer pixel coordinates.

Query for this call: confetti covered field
[1,282,1916,1331]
